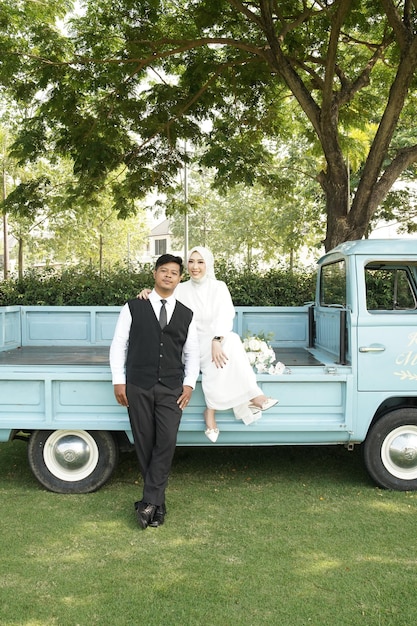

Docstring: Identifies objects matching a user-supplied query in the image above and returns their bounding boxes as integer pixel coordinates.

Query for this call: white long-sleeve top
[172,277,262,410]
[109,289,200,388]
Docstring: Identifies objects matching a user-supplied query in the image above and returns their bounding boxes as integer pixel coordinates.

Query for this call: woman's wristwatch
[213,336,223,342]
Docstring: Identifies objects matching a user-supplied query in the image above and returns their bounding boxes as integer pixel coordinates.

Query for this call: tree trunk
[318,158,352,251]
[260,0,417,252]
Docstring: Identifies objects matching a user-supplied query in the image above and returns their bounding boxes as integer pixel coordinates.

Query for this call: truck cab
[316,240,417,490]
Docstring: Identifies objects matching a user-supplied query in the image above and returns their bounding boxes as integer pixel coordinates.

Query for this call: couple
[139,246,278,442]
[110,248,277,529]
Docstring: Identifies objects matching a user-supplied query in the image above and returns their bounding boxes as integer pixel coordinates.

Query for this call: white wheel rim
[43,430,99,482]
[380,425,417,480]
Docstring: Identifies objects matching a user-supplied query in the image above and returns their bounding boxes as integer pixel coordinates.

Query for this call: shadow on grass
[114,443,372,490]
[0,437,371,493]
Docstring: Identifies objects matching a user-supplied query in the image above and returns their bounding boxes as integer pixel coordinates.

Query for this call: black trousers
[126,382,183,506]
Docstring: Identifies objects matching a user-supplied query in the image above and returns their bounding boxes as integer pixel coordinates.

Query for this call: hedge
[0,262,317,307]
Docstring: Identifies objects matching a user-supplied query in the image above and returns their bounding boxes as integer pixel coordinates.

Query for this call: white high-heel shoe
[205,428,219,443]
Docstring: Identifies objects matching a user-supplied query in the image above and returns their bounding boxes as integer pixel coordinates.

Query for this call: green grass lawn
[0,439,416,626]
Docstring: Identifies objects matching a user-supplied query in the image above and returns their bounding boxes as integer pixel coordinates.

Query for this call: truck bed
[0,306,353,468]
[274,347,323,367]
[0,345,324,367]
[0,346,110,366]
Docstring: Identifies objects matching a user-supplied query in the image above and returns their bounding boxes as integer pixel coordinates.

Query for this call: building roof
[150,219,172,237]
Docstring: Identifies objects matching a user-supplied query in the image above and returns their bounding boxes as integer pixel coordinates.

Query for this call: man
[110,254,199,529]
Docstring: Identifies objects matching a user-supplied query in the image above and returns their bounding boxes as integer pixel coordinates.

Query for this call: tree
[2,1,417,251]
[1,120,149,275]
[3,163,149,275]
[167,159,323,268]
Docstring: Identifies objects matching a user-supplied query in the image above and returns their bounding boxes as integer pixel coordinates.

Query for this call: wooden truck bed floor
[0,346,324,367]
[0,346,110,366]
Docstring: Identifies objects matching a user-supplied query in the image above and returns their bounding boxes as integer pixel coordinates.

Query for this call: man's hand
[177,385,193,410]
[113,384,129,407]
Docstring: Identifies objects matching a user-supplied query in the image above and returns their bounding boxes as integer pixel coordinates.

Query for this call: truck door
[357,262,417,392]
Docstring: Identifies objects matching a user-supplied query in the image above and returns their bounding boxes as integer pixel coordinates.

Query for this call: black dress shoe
[148,504,166,527]
[136,503,156,529]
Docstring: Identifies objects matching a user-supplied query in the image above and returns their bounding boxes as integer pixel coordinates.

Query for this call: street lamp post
[183,140,189,260]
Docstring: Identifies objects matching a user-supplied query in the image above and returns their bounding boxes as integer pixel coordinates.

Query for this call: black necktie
[159,299,167,329]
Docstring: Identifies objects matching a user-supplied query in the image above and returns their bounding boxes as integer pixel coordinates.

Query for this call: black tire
[363,408,417,490]
[27,430,118,494]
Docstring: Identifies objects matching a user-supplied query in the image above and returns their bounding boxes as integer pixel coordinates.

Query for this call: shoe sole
[149,519,164,527]
[249,399,278,411]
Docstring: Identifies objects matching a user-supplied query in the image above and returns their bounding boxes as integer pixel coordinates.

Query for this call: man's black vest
[126,298,194,390]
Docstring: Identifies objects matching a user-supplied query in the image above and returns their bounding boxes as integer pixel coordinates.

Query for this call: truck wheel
[363,409,417,490]
[27,430,118,494]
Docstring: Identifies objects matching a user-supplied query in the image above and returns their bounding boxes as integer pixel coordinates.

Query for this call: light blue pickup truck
[1,239,417,493]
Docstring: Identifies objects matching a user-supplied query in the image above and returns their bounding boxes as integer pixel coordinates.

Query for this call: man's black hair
[155,254,184,274]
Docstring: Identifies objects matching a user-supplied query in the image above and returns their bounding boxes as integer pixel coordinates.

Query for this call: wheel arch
[368,396,417,431]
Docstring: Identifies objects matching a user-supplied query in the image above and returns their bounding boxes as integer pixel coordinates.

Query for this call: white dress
[175,278,262,411]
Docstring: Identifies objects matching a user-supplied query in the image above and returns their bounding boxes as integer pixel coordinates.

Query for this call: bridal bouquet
[242,333,286,375]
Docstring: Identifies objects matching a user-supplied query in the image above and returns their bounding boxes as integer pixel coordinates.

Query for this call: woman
[140,246,277,442]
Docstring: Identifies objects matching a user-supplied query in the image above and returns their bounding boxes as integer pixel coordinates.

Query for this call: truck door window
[365,265,417,311]
[320,260,346,307]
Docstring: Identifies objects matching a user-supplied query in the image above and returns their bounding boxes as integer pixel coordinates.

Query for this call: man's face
[153,262,182,296]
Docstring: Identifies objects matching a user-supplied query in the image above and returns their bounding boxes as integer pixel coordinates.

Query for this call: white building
[142,218,183,263]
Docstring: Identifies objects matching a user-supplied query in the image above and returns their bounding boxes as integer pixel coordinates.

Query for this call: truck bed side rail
[0,305,311,350]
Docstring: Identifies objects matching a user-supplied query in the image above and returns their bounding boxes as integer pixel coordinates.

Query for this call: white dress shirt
[109,289,200,388]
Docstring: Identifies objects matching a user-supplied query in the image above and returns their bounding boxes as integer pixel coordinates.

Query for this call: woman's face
[188,252,206,280]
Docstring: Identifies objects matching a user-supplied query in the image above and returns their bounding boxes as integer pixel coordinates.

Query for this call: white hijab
[179,246,233,338]
[187,246,216,283]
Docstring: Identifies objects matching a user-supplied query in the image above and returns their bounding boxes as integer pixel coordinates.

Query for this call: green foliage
[2,0,417,255]
[364,266,416,311]
[216,261,316,306]
[0,262,316,306]
[167,160,324,267]
[3,176,51,219]
[0,263,155,306]
[1,130,150,275]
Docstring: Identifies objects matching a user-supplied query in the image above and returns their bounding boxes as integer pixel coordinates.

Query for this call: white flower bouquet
[242,333,286,375]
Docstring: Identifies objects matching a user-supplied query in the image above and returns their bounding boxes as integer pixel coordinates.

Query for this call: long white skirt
[200,332,262,411]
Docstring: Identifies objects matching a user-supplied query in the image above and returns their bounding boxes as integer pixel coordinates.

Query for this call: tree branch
[350,34,417,221]
[258,0,322,137]
[337,34,393,106]
[371,144,417,209]
[226,0,263,28]
[124,60,250,164]
[10,36,269,73]
[321,0,351,118]
[381,0,411,50]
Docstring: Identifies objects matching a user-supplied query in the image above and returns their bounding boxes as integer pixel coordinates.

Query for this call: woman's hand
[177,385,193,410]
[212,340,228,368]
[137,288,151,299]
